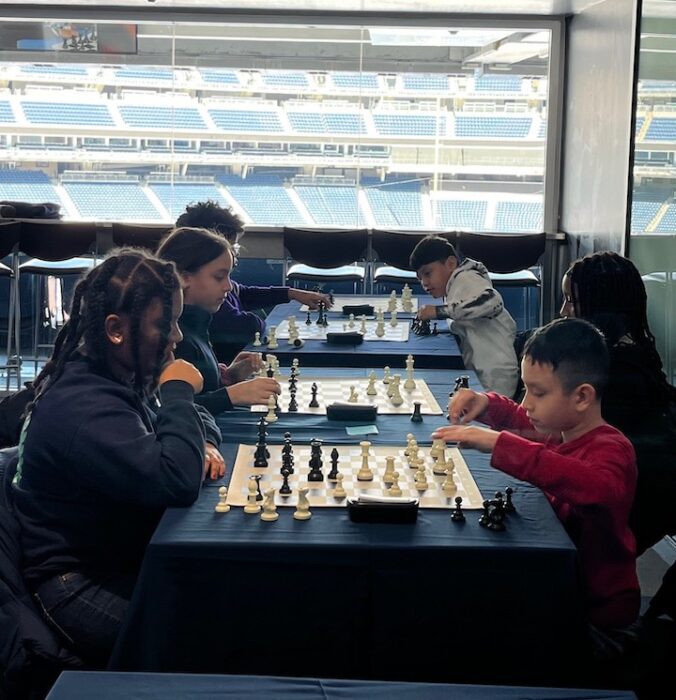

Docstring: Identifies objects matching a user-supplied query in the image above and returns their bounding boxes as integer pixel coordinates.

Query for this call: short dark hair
[523,317,609,397]
[175,200,243,243]
[157,226,231,274]
[409,235,457,270]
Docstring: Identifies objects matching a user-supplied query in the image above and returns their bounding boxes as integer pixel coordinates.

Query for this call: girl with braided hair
[561,251,676,559]
[11,248,223,667]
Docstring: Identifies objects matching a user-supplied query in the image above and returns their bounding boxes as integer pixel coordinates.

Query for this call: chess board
[299,295,419,314]
[273,319,409,342]
[226,442,484,509]
[251,375,442,415]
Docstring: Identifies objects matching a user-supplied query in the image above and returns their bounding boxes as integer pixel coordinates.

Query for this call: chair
[371,230,459,292]
[0,220,21,389]
[283,227,368,293]
[457,232,546,328]
[18,220,98,375]
[112,222,172,253]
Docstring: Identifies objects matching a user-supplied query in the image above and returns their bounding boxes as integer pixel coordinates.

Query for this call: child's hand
[228,377,281,406]
[204,443,226,480]
[289,289,333,310]
[448,388,489,424]
[159,359,204,394]
[219,352,264,385]
[416,305,438,321]
[431,425,499,453]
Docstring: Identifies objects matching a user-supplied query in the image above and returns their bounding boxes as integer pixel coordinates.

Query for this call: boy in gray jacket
[410,235,518,397]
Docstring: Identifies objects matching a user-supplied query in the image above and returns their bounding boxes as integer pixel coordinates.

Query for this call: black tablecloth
[243,299,463,369]
[48,672,636,700]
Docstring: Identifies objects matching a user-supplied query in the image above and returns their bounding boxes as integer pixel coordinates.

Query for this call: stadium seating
[294,185,365,227]
[21,64,88,77]
[20,101,113,126]
[654,203,676,233]
[114,68,175,82]
[364,183,425,228]
[631,200,663,233]
[645,118,676,141]
[402,74,449,91]
[208,108,283,132]
[635,117,644,136]
[455,115,532,138]
[330,73,379,90]
[220,174,306,226]
[0,102,15,123]
[64,182,162,221]
[473,74,523,92]
[262,71,309,89]
[372,113,443,137]
[200,70,240,86]
[287,111,366,135]
[493,201,543,232]
[433,199,488,230]
[0,170,62,204]
[118,105,206,130]
[150,183,230,220]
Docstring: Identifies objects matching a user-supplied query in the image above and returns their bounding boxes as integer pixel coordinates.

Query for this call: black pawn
[288,390,298,412]
[432,322,438,335]
[309,382,320,408]
[252,475,264,501]
[487,499,506,532]
[266,365,274,378]
[254,441,268,468]
[279,468,292,496]
[478,499,490,527]
[451,496,465,522]
[504,487,515,513]
[328,448,339,480]
[410,401,423,423]
[306,310,312,325]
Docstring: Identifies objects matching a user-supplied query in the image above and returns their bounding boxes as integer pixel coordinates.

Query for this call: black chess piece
[328,448,339,480]
[274,393,281,416]
[288,390,298,412]
[279,468,292,496]
[252,475,264,501]
[309,382,320,408]
[253,441,269,468]
[316,301,324,325]
[410,401,423,423]
[504,486,515,513]
[487,498,506,532]
[257,417,270,458]
[451,496,465,522]
[478,499,490,527]
[308,439,324,481]
[266,365,274,378]
[306,310,312,325]
[282,433,295,474]
[432,322,438,335]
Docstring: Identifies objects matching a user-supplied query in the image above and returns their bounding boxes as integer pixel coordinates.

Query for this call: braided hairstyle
[29,247,181,408]
[565,251,660,360]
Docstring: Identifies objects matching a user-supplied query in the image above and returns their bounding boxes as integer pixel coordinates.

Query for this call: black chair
[112,222,172,253]
[0,447,83,699]
[371,230,459,291]
[283,227,368,293]
[457,232,546,326]
[0,220,21,389]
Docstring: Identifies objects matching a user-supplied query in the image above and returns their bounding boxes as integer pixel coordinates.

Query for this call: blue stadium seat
[0,170,62,205]
[64,182,162,221]
[208,108,283,132]
[221,174,305,226]
[655,204,676,233]
[119,106,206,130]
[294,185,366,227]
[200,70,240,86]
[402,74,449,91]
[493,202,543,232]
[434,199,487,230]
[331,73,379,90]
[21,101,113,126]
[364,182,424,229]
[150,183,230,220]
[372,113,444,137]
[262,71,309,89]
[114,68,174,82]
[473,74,523,92]
[631,200,663,233]
[646,118,676,141]
[287,112,365,135]
[0,103,15,123]
[455,115,532,138]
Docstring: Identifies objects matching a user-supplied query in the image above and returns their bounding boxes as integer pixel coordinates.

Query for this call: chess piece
[389,471,402,497]
[432,322,438,335]
[387,290,397,312]
[389,375,404,407]
[451,496,465,523]
[366,371,377,396]
[442,466,457,496]
[333,473,346,499]
[306,310,312,325]
[288,390,298,412]
[375,320,386,338]
[383,455,396,485]
[253,331,262,347]
[404,354,416,391]
[282,432,295,474]
[244,479,262,514]
[265,394,278,423]
[410,401,423,423]
[328,448,340,481]
[348,386,358,403]
[260,488,279,522]
[487,496,506,532]
[279,468,292,496]
[308,439,324,482]
[293,486,312,520]
[376,308,385,324]
[360,316,367,335]
[357,441,374,481]
[267,326,278,349]
[348,313,355,329]
[478,499,491,527]
[309,382,320,408]
[404,434,416,457]
[215,486,230,513]
[292,358,300,376]
[389,310,398,328]
[266,362,274,379]
[382,366,391,384]
[505,486,516,513]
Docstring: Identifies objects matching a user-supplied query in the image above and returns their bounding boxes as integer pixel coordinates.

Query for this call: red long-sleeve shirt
[482,392,640,629]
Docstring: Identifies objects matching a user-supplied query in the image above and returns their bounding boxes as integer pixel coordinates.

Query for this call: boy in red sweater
[433,317,639,639]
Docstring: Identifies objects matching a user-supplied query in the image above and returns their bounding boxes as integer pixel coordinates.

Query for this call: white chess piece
[215,485,230,513]
[357,441,374,481]
[253,331,262,347]
[260,488,279,522]
[376,308,386,324]
[244,479,261,514]
[389,310,398,328]
[389,375,404,407]
[442,467,457,496]
[414,462,429,490]
[267,326,278,349]
[360,316,367,335]
[348,313,355,329]
[389,471,402,497]
[404,434,416,457]
[382,366,391,384]
[388,291,397,312]
[333,473,346,499]
[366,371,377,396]
[432,440,448,475]
[375,320,385,338]
[404,354,416,391]
[292,358,300,376]
[348,386,358,403]
[294,486,312,520]
[383,456,396,485]
[265,394,278,423]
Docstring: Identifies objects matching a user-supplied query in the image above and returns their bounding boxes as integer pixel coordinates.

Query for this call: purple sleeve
[209,290,265,341]
[236,283,290,311]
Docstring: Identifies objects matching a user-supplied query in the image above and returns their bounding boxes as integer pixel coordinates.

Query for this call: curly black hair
[175,200,243,243]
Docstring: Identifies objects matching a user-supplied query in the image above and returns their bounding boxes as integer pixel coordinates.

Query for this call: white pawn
[253,331,262,347]
[265,394,278,423]
[390,376,404,407]
[360,316,367,335]
[294,486,312,520]
[375,320,386,338]
[260,488,279,522]
[414,462,429,490]
[244,479,261,514]
[389,471,402,497]
[382,366,391,384]
[267,326,278,349]
[383,455,396,485]
[442,468,457,496]
[348,386,359,403]
[404,434,416,457]
[215,485,230,513]
[366,371,377,396]
[348,313,355,329]
[333,473,346,499]
[389,310,398,328]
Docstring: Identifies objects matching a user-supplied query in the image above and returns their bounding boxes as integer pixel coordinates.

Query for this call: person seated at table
[176,200,332,363]
[433,317,639,655]
[11,248,224,668]
[560,251,676,624]
[410,235,518,398]
[157,226,281,415]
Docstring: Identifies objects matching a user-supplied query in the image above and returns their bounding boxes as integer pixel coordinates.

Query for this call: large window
[0,16,556,232]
